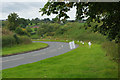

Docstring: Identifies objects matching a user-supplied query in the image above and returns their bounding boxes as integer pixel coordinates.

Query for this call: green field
[2,42,48,56]
[2,42,118,78]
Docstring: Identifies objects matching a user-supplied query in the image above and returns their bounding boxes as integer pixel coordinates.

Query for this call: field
[2,42,118,78]
[2,42,48,56]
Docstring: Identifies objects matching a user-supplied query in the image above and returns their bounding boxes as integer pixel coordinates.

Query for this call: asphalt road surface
[2,41,78,70]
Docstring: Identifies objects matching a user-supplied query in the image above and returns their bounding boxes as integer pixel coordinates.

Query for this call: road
[2,41,78,69]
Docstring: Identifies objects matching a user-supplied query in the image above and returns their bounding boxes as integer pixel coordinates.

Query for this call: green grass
[2,42,48,56]
[58,22,107,44]
[2,42,118,78]
[37,22,107,44]
[102,41,119,62]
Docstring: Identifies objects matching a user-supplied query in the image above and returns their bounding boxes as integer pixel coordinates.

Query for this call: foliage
[26,27,32,33]
[15,27,25,35]
[34,28,37,31]
[2,35,16,47]
[2,28,32,47]
[31,34,40,39]
[102,41,119,62]
[19,36,32,44]
[2,35,32,47]
[7,13,19,31]
[54,22,106,43]
[36,23,59,37]
[40,2,120,43]
[2,28,13,35]
[17,18,28,28]
[2,20,8,28]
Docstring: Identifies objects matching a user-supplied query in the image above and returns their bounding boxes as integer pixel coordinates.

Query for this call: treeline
[2,13,33,47]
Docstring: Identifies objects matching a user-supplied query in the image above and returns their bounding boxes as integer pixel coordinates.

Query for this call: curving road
[2,41,78,69]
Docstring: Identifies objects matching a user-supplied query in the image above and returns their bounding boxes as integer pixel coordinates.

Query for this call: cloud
[1,0,48,2]
[1,2,76,20]
[1,2,47,19]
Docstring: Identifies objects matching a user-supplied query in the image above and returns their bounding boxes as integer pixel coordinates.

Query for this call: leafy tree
[40,2,120,43]
[31,18,40,25]
[34,28,37,31]
[15,27,25,35]
[17,18,28,28]
[7,13,19,30]
[26,27,32,33]
[37,27,45,37]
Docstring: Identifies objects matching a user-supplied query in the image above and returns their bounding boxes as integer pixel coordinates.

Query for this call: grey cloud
[2,2,46,13]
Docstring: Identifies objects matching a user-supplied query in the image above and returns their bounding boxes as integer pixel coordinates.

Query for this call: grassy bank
[31,22,107,44]
[2,42,48,56]
[102,41,119,62]
[2,42,118,78]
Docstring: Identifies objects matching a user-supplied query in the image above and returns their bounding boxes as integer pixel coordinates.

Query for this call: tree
[7,13,19,31]
[40,2,120,43]
[26,27,32,33]
[17,18,28,28]
[15,27,24,35]
[37,27,45,37]
[34,28,37,31]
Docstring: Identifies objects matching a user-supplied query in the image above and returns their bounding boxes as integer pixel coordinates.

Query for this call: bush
[26,27,32,32]
[34,28,37,31]
[2,28,13,35]
[2,28,32,47]
[18,36,32,44]
[15,27,25,35]
[2,35,16,47]
[31,35,40,39]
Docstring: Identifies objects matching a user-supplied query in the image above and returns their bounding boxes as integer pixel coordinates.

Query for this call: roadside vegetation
[2,28,32,47]
[2,42,118,78]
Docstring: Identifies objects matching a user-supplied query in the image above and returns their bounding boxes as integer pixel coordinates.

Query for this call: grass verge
[2,41,118,78]
[2,42,48,56]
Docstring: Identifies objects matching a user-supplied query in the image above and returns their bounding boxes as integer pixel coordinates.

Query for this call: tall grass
[2,35,16,47]
[102,41,119,62]
[54,22,107,44]
[2,28,32,47]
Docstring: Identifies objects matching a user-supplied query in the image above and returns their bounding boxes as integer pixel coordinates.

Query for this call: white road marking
[2,57,24,62]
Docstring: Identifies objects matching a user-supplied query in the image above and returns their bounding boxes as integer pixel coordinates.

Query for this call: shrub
[2,35,16,47]
[34,28,37,31]
[2,28,32,47]
[26,27,32,32]
[31,35,40,39]
[15,27,25,35]
[19,36,32,44]
[2,28,13,35]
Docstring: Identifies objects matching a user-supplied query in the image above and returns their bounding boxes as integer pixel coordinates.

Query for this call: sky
[0,1,76,20]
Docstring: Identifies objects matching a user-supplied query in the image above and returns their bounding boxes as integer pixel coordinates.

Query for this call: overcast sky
[0,1,76,20]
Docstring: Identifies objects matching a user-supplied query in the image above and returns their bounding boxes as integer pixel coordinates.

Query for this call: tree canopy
[40,2,120,43]
[7,13,19,30]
